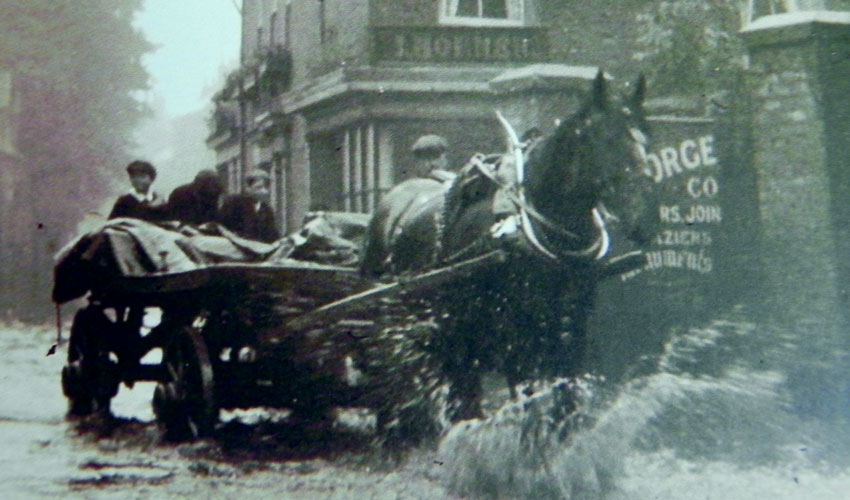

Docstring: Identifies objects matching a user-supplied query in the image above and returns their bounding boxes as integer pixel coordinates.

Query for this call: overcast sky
[134,0,241,117]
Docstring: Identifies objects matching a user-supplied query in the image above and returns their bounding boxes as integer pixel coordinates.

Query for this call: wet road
[0,321,458,500]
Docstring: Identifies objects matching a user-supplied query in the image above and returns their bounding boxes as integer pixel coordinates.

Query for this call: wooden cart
[60,251,505,442]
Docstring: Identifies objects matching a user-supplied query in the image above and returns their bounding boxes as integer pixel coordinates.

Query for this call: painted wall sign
[372,27,548,63]
[622,127,726,281]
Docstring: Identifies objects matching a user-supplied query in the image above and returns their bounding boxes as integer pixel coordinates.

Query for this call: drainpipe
[238,83,248,193]
[237,1,248,192]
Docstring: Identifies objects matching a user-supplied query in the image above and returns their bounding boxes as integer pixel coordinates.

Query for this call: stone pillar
[741,11,850,416]
[289,113,311,229]
[742,12,850,329]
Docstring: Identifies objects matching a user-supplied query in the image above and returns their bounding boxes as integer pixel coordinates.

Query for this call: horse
[360,71,656,427]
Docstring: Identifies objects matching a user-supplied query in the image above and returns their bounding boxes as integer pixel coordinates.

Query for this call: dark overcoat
[218,194,280,243]
[108,193,167,222]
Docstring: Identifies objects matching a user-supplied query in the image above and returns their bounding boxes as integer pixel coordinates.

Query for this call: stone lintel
[645,96,708,118]
[741,11,850,47]
[275,66,500,116]
[206,130,238,150]
[488,64,605,94]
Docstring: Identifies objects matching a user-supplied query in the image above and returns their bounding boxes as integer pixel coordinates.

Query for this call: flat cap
[411,134,448,155]
[246,169,271,182]
[194,169,219,182]
[126,160,156,179]
[193,169,223,196]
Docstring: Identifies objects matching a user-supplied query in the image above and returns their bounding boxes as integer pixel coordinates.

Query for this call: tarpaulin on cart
[270,211,370,267]
[52,212,371,304]
[52,218,280,303]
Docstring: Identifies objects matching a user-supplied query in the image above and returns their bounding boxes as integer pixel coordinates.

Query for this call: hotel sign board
[372,27,549,64]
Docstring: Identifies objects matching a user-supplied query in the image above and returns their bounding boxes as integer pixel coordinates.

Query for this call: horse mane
[525,106,590,198]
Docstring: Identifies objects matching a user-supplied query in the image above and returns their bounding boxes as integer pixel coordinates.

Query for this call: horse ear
[591,69,608,109]
[630,74,647,108]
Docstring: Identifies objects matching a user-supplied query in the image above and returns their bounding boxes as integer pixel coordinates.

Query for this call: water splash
[437,305,850,499]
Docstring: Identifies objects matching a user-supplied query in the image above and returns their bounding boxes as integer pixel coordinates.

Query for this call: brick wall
[743,19,850,331]
[287,0,370,81]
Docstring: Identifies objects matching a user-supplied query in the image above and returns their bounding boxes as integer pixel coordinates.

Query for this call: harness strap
[466,154,610,263]
[468,155,578,240]
[440,230,494,265]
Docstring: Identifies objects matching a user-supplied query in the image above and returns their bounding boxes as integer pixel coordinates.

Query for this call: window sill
[438,16,525,28]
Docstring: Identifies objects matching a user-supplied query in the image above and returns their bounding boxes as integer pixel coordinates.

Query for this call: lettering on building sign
[374,27,546,63]
[658,204,722,225]
[643,135,718,183]
[623,134,722,280]
[645,248,713,274]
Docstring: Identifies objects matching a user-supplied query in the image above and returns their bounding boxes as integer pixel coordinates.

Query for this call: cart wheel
[62,306,119,416]
[368,320,449,450]
[154,322,217,441]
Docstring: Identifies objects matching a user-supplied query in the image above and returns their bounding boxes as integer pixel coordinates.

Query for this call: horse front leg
[498,276,594,384]
[446,362,484,421]
[555,276,598,378]
[437,301,489,422]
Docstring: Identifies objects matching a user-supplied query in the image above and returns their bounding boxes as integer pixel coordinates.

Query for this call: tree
[633,0,749,98]
[634,0,850,98]
[0,0,152,320]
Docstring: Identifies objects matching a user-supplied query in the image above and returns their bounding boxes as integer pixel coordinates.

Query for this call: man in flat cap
[411,134,455,183]
[108,160,167,221]
[167,169,224,225]
[218,169,280,243]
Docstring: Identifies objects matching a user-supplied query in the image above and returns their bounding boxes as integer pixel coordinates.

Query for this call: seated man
[360,136,456,277]
[109,160,167,221]
[410,134,456,183]
[218,169,281,243]
[167,169,223,225]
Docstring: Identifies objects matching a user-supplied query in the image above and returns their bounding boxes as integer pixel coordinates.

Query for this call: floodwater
[0,321,456,500]
[4,303,850,499]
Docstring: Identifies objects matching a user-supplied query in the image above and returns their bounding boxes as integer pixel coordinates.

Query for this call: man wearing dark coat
[218,169,280,243]
[109,160,167,221]
[166,169,224,225]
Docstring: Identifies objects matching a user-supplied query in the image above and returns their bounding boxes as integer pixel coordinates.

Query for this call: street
[0,320,458,500]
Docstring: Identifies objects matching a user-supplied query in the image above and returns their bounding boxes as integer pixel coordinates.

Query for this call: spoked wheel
[61,306,120,415]
[367,319,448,450]
[153,318,217,441]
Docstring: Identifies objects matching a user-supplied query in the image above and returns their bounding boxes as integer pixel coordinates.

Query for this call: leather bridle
[490,111,645,264]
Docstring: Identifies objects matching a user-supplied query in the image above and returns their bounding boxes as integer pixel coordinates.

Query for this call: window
[0,71,11,109]
[284,3,292,48]
[319,0,326,44]
[745,0,801,24]
[440,0,524,26]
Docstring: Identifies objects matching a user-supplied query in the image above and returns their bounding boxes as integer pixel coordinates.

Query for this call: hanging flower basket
[258,45,293,97]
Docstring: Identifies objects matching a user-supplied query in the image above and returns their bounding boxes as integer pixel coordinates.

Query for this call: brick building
[208,0,649,233]
[0,65,38,317]
[207,0,835,235]
[0,66,19,315]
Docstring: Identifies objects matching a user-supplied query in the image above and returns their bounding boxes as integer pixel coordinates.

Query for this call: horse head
[515,71,654,263]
